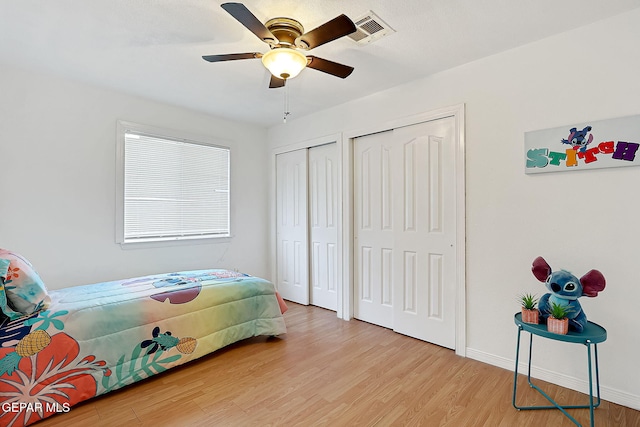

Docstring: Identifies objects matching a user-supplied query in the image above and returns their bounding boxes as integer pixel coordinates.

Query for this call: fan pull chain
[283,82,291,123]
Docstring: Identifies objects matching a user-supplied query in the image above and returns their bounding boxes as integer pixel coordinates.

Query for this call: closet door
[391,117,456,349]
[353,116,457,349]
[275,150,309,305]
[309,143,338,311]
[353,130,395,328]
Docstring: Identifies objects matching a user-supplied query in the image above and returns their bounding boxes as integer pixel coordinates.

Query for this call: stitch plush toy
[531,256,606,333]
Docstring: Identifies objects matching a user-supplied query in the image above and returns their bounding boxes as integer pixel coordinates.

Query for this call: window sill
[118,235,232,250]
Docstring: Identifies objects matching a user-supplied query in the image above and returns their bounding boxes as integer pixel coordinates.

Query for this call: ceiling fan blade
[221,3,277,44]
[306,56,354,78]
[269,75,286,88]
[202,52,262,62]
[295,14,356,50]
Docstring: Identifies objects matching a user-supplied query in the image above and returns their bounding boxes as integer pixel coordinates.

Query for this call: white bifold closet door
[354,117,457,349]
[276,149,309,305]
[308,143,338,311]
[276,144,338,310]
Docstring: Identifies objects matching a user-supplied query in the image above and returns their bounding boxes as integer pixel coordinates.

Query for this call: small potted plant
[519,293,539,324]
[547,302,572,335]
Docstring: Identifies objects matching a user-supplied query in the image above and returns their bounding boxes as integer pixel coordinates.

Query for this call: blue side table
[512,313,607,427]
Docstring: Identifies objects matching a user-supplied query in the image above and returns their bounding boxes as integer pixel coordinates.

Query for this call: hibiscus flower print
[0,332,107,427]
[4,266,20,284]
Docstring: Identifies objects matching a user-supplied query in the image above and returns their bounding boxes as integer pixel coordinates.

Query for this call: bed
[0,251,287,427]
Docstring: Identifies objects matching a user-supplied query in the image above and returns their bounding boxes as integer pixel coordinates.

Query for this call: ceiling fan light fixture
[261,48,307,80]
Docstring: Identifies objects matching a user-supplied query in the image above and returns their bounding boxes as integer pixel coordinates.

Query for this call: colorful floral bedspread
[0,269,286,426]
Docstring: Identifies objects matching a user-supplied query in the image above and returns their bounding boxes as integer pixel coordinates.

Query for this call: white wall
[267,9,640,409]
[0,65,270,289]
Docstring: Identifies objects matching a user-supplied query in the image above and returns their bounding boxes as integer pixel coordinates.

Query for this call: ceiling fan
[202,2,357,88]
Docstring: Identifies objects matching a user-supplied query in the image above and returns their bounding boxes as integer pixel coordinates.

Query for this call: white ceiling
[2,0,640,127]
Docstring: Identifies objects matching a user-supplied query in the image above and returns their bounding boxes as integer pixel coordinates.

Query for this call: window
[116,121,230,244]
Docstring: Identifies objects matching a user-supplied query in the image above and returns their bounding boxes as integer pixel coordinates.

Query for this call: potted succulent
[547,302,572,335]
[519,293,539,324]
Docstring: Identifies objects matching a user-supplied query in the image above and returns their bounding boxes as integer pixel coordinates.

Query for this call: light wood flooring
[36,303,639,426]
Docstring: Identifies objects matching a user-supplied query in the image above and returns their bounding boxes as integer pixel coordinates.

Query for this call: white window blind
[122,131,230,243]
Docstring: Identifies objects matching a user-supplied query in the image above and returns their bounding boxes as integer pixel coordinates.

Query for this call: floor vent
[348,11,395,45]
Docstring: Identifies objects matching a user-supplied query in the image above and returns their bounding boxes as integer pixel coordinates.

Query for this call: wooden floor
[36,303,639,426]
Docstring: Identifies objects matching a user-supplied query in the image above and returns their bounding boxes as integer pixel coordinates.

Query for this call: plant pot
[521,308,539,324]
[547,317,569,335]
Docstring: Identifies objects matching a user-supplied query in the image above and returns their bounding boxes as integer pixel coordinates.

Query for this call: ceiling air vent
[348,11,395,45]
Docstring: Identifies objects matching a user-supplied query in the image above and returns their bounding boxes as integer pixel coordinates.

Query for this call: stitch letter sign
[525,114,640,174]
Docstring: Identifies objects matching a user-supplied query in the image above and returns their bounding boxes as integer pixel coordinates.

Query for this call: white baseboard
[465,347,640,411]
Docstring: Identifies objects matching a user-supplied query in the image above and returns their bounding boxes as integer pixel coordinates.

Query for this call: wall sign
[525,114,640,174]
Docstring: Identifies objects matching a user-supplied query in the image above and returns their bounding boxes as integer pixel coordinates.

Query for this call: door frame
[270,134,344,311]
[342,104,466,356]
[269,104,466,356]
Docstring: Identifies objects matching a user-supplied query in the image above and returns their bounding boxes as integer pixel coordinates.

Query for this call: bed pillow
[0,258,23,320]
[0,249,50,319]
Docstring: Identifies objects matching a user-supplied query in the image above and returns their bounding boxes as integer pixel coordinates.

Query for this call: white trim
[343,104,467,140]
[336,134,345,319]
[119,236,232,250]
[340,132,352,321]
[454,105,467,357]
[342,104,467,355]
[272,133,341,155]
[115,122,126,243]
[466,347,640,411]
